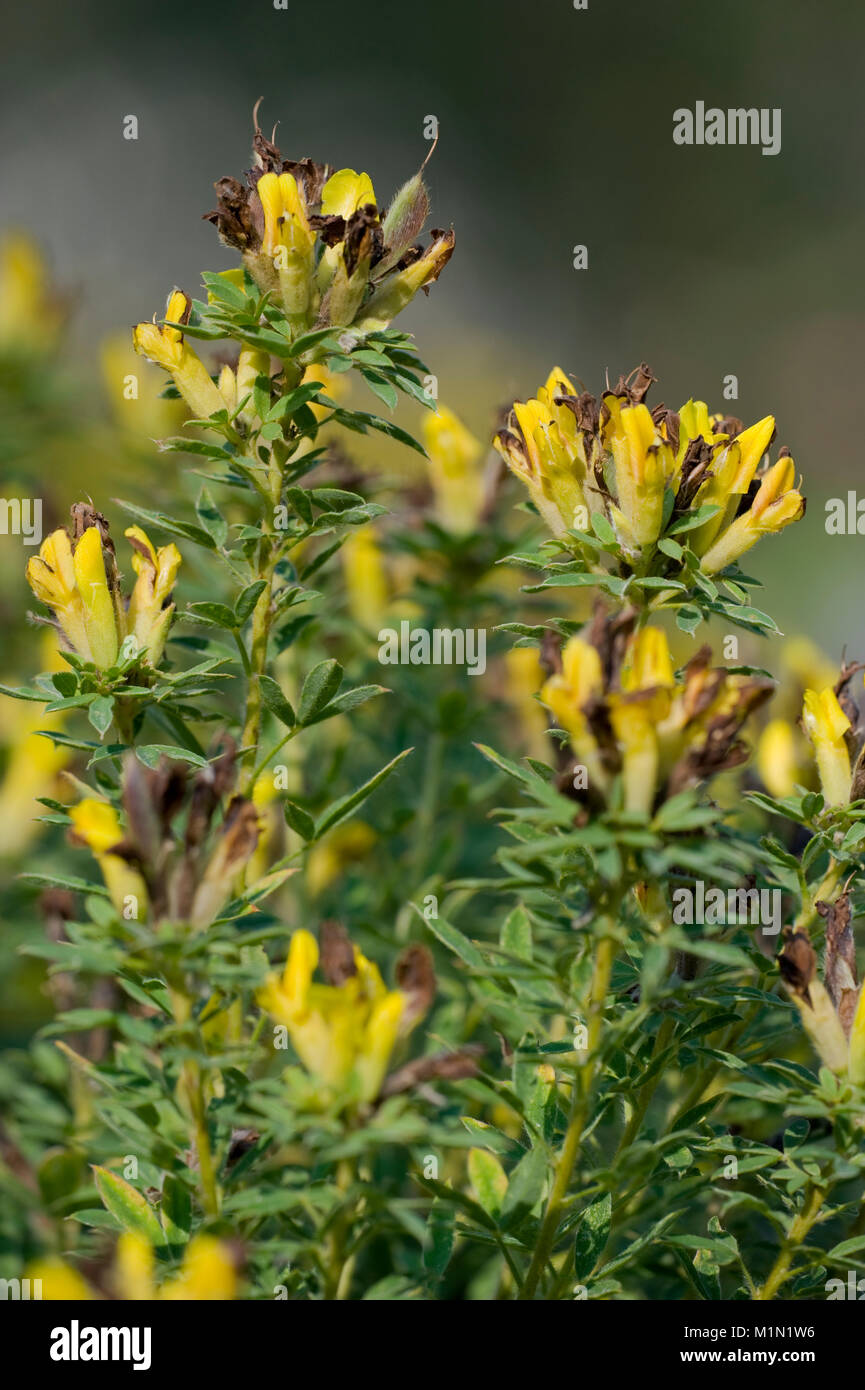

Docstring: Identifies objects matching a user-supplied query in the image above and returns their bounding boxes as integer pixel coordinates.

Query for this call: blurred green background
[3,0,863,644]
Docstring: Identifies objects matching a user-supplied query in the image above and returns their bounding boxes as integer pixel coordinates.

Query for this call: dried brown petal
[319,921,357,986]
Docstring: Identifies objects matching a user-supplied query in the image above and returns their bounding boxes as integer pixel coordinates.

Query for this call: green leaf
[303,683,387,724]
[298,659,344,724]
[259,675,296,728]
[135,744,207,769]
[160,1174,191,1251]
[315,747,413,838]
[468,1148,508,1220]
[195,485,229,547]
[92,1166,165,1249]
[500,905,533,960]
[676,605,702,635]
[573,1193,612,1282]
[186,601,237,629]
[500,1146,546,1230]
[235,580,267,626]
[264,380,326,421]
[590,512,618,547]
[423,1201,455,1278]
[667,504,720,535]
[113,498,217,550]
[283,800,315,840]
[827,1235,865,1260]
[419,907,485,969]
[88,695,115,738]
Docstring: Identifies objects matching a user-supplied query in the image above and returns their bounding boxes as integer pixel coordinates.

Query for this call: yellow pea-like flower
[607,403,668,549]
[700,455,804,574]
[26,528,92,661]
[125,526,182,667]
[69,797,149,920]
[160,1235,237,1301]
[801,687,851,807]
[133,289,224,420]
[255,171,316,321]
[423,404,485,536]
[341,525,389,631]
[494,368,589,539]
[756,718,800,799]
[258,927,410,1105]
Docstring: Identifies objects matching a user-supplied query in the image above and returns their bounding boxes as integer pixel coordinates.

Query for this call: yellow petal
[69,797,124,854]
[322,168,377,218]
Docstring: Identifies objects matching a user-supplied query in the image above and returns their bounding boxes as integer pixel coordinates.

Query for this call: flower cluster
[259,922,479,1108]
[68,744,260,929]
[203,114,454,335]
[26,505,180,671]
[29,1231,237,1301]
[540,620,773,815]
[780,896,865,1083]
[494,364,804,574]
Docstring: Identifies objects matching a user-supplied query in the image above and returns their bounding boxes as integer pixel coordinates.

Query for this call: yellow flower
[101,333,184,438]
[159,1235,237,1301]
[133,289,224,420]
[341,525,389,631]
[125,527,182,666]
[801,687,851,807]
[540,636,607,792]
[756,718,800,799]
[604,400,669,549]
[26,518,180,672]
[69,797,149,920]
[495,367,804,577]
[423,404,485,536]
[780,928,860,1078]
[205,122,452,334]
[539,621,771,813]
[354,227,455,333]
[504,646,550,762]
[258,927,410,1104]
[608,629,675,815]
[0,233,64,352]
[254,170,317,322]
[495,367,588,540]
[30,1232,237,1302]
[699,453,804,574]
[849,982,865,1085]
[24,1258,92,1300]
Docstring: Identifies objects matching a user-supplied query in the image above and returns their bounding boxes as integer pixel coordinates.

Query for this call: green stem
[169,987,220,1218]
[519,932,616,1300]
[614,1013,675,1159]
[753,1183,825,1300]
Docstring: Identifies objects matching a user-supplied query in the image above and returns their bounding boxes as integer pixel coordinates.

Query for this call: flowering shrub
[3,118,865,1306]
